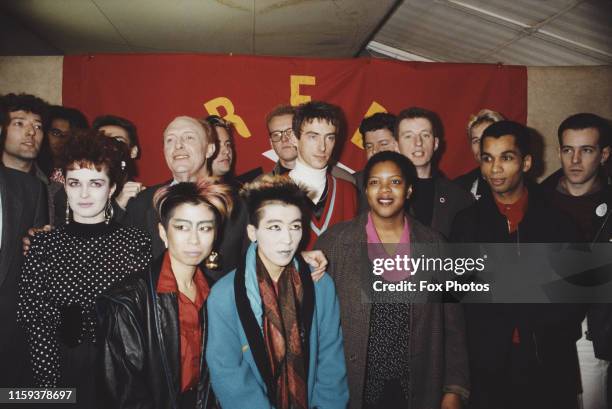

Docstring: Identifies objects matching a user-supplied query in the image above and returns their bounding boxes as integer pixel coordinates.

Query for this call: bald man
[123,116,327,277]
[123,116,245,273]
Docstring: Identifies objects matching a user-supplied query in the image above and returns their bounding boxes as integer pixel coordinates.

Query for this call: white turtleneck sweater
[289,159,328,203]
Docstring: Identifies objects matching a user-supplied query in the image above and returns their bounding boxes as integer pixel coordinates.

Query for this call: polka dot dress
[17,221,152,387]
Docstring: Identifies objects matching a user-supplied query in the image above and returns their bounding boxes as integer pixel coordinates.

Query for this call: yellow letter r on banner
[290,75,316,106]
[204,97,251,138]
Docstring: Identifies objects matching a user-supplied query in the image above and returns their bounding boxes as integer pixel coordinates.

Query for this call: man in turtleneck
[266,104,355,185]
[287,101,357,249]
[396,107,472,238]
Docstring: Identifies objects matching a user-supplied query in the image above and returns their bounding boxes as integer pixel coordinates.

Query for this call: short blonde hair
[467,109,505,137]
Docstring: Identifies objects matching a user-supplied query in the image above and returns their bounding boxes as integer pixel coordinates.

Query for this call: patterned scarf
[256,255,308,409]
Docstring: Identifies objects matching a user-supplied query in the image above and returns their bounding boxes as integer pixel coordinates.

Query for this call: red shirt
[494,188,529,234]
[494,189,528,344]
[157,252,210,392]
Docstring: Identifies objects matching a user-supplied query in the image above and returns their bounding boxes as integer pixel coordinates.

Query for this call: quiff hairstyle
[153,180,233,229]
[292,101,342,139]
[241,175,310,227]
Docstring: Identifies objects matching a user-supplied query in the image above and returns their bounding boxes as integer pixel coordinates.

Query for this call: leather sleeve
[99,298,154,409]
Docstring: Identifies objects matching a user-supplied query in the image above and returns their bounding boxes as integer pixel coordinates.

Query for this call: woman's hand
[300,250,328,282]
[441,393,462,409]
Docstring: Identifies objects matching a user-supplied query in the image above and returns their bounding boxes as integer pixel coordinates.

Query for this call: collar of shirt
[494,188,529,234]
[157,251,209,309]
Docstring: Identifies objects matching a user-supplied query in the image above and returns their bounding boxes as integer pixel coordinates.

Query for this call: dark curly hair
[60,129,127,189]
[0,93,50,147]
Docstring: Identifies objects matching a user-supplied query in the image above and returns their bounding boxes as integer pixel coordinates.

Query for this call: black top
[411,178,435,227]
[17,221,151,387]
[454,167,488,201]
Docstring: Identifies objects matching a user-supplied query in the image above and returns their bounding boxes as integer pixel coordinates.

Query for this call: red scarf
[256,255,307,409]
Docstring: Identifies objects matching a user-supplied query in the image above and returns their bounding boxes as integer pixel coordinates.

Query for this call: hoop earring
[205,251,220,270]
[105,199,114,225]
[65,198,70,225]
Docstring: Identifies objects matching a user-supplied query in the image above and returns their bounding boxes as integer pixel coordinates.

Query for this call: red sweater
[305,175,357,249]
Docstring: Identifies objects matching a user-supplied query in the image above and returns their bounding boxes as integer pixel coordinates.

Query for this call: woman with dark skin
[316,151,470,409]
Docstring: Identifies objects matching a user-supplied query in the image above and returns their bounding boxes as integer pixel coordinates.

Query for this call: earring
[104,199,114,225]
[205,251,220,270]
[65,198,70,225]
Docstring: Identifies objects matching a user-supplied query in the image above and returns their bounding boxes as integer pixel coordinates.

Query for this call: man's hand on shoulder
[22,225,52,255]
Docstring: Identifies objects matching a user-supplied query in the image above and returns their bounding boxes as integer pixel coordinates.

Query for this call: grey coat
[315,212,469,409]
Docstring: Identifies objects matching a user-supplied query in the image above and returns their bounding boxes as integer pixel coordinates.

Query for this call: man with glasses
[266,104,355,184]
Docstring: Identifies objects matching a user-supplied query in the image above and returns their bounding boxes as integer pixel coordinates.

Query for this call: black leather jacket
[97,256,218,409]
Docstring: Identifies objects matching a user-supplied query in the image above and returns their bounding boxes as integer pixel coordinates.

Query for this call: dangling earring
[65,198,70,225]
[104,199,114,225]
[205,251,220,270]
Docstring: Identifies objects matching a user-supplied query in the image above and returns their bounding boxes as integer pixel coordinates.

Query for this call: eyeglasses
[269,128,294,142]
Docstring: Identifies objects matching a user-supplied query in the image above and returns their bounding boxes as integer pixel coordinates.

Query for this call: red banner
[63,54,526,186]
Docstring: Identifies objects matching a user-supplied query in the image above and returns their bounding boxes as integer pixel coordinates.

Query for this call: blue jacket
[206,243,348,409]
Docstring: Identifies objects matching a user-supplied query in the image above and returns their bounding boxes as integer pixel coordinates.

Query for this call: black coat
[123,182,247,277]
[0,165,48,387]
[450,184,586,409]
[453,167,489,201]
[98,256,218,409]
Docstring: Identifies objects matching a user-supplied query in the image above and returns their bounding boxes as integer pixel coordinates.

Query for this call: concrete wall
[527,65,612,180]
[0,56,63,104]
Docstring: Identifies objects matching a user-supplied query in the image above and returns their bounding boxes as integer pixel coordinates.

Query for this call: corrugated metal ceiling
[0,0,610,66]
[366,0,612,66]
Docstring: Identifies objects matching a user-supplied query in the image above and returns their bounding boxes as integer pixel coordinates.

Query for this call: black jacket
[450,184,586,409]
[0,165,48,387]
[98,256,218,409]
[453,167,489,202]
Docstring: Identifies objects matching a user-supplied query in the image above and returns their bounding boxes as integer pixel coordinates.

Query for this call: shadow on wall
[527,126,545,181]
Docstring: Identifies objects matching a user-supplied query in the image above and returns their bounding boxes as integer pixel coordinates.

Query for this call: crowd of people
[0,91,610,409]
